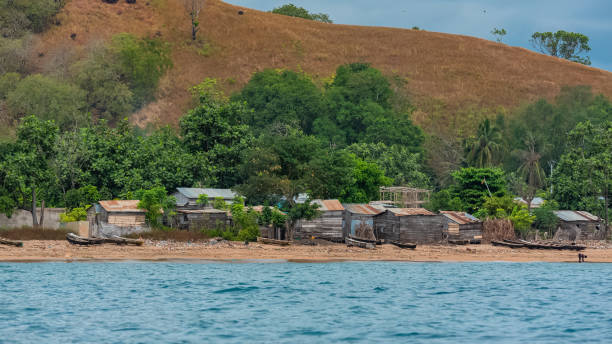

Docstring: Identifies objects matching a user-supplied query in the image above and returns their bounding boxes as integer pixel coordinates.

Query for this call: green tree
[340,158,392,203]
[451,167,507,213]
[426,189,463,213]
[491,27,507,43]
[530,30,591,65]
[465,118,502,168]
[6,75,87,129]
[110,34,173,106]
[135,186,176,228]
[554,121,611,228]
[236,69,324,134]
[196,193,209,207]
[512,133,546,210]
[533,200,560,236]
[271,4,333,23]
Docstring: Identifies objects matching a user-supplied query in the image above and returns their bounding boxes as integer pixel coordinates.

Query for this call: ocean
[1,261,611,343]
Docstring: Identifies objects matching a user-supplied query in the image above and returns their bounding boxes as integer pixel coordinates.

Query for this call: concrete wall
[0,208,65,229]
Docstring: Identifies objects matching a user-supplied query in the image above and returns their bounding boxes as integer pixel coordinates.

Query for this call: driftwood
[390,241,416,249]
[257,237,292,246]
[345,236,375,249]
[0,237,23,247]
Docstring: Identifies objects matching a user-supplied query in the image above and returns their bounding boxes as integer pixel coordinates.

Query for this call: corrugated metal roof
[99,200,144,213]
[177,209,228,214]
[554,210,601,222]
[313,199,344,211]
[343,204,385,215]
[441,211,480,224]
[176,188,237,200]
[388,208,435,216]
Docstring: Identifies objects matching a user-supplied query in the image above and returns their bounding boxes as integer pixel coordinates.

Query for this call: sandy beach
[1,240,611,263]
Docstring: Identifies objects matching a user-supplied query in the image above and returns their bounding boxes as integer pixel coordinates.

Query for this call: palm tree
[514,133,546,210]
[466,118,502,168]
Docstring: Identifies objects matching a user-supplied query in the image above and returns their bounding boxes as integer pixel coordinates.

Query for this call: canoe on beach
[257,237,292,246]
[492,239,586,251]
[103,236,144,246]
[345,236,375,249]
[0,237,23,247]
[390,241,417,249]
[66,233,105,246]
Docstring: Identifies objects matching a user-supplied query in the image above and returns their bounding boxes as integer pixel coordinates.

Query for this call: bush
[0,73,21,99]
[533,200,560,235]
[59,207,88,222]
[0,226,74,240]
[271,4,332,23]
[110,34,172,107]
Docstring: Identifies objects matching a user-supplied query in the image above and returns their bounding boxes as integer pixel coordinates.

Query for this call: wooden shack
[375,208,448,244]
[441,211,483,241]
[88,200,149,237]
[295,200,345,241]
[553,211,607,241]
[342,204,385,239]
[173,188,237,210]
[175,209,229,230]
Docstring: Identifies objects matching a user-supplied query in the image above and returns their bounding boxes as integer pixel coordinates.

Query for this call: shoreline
[1,240,611,263]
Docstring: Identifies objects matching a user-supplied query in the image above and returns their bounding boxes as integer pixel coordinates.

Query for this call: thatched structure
[482,219,515,243]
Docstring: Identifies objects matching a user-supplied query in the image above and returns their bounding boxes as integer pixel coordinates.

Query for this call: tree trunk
[39,199,45,229]
[32,189,39,228]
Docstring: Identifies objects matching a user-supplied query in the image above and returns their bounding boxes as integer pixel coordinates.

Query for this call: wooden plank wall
[297,211,344,239]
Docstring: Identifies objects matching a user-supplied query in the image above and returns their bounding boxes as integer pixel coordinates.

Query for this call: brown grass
[31,0,612,128]
[482,219,515,243]
[0,227,75,241]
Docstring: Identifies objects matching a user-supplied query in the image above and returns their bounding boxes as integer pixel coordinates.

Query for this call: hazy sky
[226,0,612,71]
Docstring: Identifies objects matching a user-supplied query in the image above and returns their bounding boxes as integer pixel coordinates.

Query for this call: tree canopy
[531,30,591,65]
[270,4,332,23]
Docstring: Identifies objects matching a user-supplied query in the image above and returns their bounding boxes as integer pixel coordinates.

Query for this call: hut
[87,200,149,237]
[175,209,229,230]
[342,204,385,239]
[375,208,448,244]
[553,211,607,241]
[173,188,237,210]
[295,200,345,241]
[441,211,483,242]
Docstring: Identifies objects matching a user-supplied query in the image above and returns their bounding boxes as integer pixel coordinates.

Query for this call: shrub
[60,207,88,222]
[271,4,332,23]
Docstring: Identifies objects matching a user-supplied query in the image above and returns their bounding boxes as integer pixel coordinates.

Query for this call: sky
[226,0,612,71]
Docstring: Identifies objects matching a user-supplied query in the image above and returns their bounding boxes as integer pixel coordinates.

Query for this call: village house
[172,188,237,210]
[374,208,448,244]
[295,200,345,241]
[174,209,230,231]
[342,204,385,239]
[553,210,607,241]
[441,211,483,242]
[87,200,149,237]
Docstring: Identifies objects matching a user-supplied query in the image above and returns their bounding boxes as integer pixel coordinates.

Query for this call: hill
[33,0,612,127]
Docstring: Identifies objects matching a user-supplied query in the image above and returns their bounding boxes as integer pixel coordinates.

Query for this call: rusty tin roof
[313,199,344,211]
[554,210,601,222]
[343,204,385,215]
[98,200,144,213]
[388,208,436,216]
[441,211,480,224]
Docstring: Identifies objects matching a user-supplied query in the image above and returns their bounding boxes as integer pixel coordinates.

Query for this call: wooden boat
[491,240,525,248]
[257,237,292,246]
[103,235,144,246]
[448,239,470,245]
[0,237,23,247]
[66,233,104,246]
[347,234,382,245]
[500,239,586,251]
[390,241,417,249]
[345,236,375,249]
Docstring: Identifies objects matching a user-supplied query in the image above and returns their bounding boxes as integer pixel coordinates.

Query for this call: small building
[343,204,385,239]
[175,209,229,230]
[173,188,237,209]
[553,210,607,241]
[441,211,483,241]
[375,208,448,244]
[295,200,345,241]
[88,200,149,238]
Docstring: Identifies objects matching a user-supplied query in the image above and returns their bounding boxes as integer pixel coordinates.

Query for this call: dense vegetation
[270,4,332,23]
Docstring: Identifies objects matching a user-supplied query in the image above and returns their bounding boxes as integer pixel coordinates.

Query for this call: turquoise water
[1,262,611,343]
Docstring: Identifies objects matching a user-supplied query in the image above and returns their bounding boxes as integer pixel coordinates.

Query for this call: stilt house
[375,208,448,244]
[295,200,345,241]
[553,211,607,241]
[88,200,149,237]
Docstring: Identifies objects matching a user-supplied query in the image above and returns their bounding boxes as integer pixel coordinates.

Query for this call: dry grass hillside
[33,0,612,127]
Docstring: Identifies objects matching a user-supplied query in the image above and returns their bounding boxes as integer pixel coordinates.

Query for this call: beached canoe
[66,233,104,246]
[0,237,23,247]
[347,234,382,245]
[491,240,525,248]
[103,236,144,246]
[390,241,417,249]
[502,239,586,251]
[345,236,375,249]
[257,237,292,246]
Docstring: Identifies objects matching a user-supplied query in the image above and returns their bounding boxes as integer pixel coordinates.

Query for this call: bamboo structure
[378,187,431,208]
